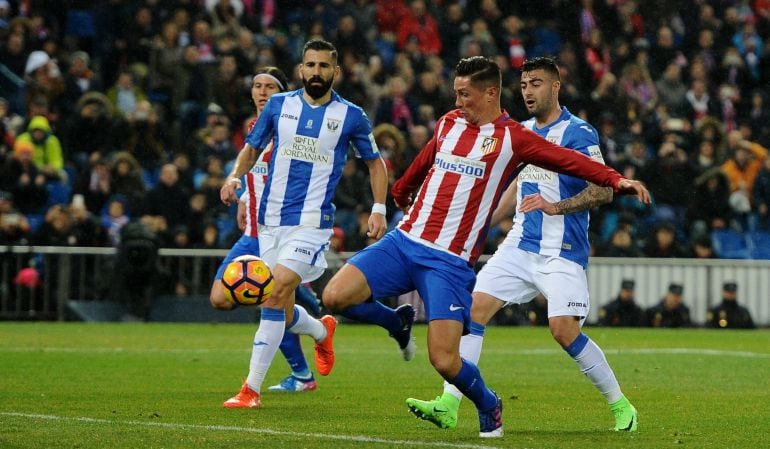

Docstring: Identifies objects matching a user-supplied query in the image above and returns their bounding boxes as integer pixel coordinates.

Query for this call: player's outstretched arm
[220,143,259,205]
[365,156,388,240]
[519,183,613,216]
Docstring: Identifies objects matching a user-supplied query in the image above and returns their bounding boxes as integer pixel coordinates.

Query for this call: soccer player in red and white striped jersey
[322,56,649,438]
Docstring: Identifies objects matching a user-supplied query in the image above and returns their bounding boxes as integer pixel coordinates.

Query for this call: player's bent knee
[321,281,345,310]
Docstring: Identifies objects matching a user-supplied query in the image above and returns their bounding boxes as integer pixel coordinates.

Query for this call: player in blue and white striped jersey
[218,40,398,409]
[408,56,638,432]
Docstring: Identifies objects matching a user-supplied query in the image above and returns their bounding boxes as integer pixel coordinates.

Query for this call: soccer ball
[221,255,275,306]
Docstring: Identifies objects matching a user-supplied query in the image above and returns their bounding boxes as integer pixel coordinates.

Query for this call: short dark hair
[455,56,501,90]
[302,39,338,64]
[521,56,561,82]
[254,66,289,92]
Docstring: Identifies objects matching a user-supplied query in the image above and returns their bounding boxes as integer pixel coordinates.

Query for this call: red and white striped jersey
[239,116,272,237]
[391,109,623,265]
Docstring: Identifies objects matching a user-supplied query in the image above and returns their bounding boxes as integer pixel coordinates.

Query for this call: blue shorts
[215,234,260,280]
[348,230,475,327]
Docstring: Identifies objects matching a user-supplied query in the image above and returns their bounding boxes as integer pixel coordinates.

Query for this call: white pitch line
[0,412,511,449]
[2,346,768,359]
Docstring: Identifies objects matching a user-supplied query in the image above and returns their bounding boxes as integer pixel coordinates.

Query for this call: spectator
[598,279,644,327]
[0,30,28,79]
[396,0,441,56]
[596,227,642,257]
[640,133,695,228]
[690,138,721,178]
[643,221,688,258]
[654,62,688,118]
[438,2,469,68]
[140,163,190,242]
[148,20,184,117]
[0,140,48,214]
[645,283,692,328]
[62,51,101,112]
[195,122,236,170]
[124,100,168,172]
[753,154,770,230]
[706,282,755,329]
[686,168,732,239]
[23,50,65,119]
[458,18,498,60]
[684,79,720,129]
[372,123,407,178]
[14,115,65,182]
[375,75,418,133]
[109,151,146,215]
[0,190,32,245]
[334,158,373,238]
[210,53,249,124]
[690,235,717,259]
[106,70,148,119]
[60,92,128,173]
[101,194,130,247]
[722,130,768,205]
[403,125,430,169]
[742,89,770,147]
[172,45,210,140]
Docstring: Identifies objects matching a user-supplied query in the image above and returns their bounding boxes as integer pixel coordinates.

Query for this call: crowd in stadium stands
[3,0,770,260]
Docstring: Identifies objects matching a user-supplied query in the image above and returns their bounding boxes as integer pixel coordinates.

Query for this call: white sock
[286,305,326,342]
[573,337,623,404]
[443,333,484,401]
[245,309,285,393]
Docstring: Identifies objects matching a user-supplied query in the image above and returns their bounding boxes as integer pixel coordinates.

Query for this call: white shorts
[258,225,331,283]
[474,245,589,324]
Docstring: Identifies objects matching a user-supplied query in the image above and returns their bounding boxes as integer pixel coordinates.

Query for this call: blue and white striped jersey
[246,89,380,228]
[510,107,604,268]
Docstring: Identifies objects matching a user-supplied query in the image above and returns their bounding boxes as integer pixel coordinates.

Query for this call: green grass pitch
[1,322,768,449]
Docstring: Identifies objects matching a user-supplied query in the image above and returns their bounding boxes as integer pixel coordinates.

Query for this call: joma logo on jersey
[326,119,340,131]
[281,113,298,120]
[480,136,498,154]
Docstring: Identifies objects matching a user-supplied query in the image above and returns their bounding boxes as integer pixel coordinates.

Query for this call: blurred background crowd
[2,0,770,261]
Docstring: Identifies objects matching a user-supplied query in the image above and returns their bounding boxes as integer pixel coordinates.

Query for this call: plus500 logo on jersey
[250,162,268,175]
[434,152,486,179]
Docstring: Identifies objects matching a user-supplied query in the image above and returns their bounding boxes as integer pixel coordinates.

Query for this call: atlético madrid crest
[326,119,340,132]
[481,136,498,154]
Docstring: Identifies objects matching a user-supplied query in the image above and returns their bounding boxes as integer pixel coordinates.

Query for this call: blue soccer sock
[339,299,401,335]
[448,359,497,411]
[279,331,311,378]
[444,321,486,400]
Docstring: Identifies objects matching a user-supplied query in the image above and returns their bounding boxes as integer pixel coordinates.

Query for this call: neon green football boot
[406,393,460,429]
[610,395,638,432]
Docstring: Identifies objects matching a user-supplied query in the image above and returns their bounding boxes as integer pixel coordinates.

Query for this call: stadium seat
[26,214,45,232]
[711,229,750,259]
[748,231,770,260]
[46,181,72,207]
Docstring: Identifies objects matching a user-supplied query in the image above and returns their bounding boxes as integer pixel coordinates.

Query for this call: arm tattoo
[553,183,613,215]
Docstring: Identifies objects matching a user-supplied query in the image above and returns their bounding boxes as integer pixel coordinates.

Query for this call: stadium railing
[1,246,769,326]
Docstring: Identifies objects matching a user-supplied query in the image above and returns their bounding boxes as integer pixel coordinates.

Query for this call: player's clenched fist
[220,177,242,205]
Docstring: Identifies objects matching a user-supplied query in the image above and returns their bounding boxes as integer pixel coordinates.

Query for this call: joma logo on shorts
[294,248,312,256]
[567,301,587,308]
